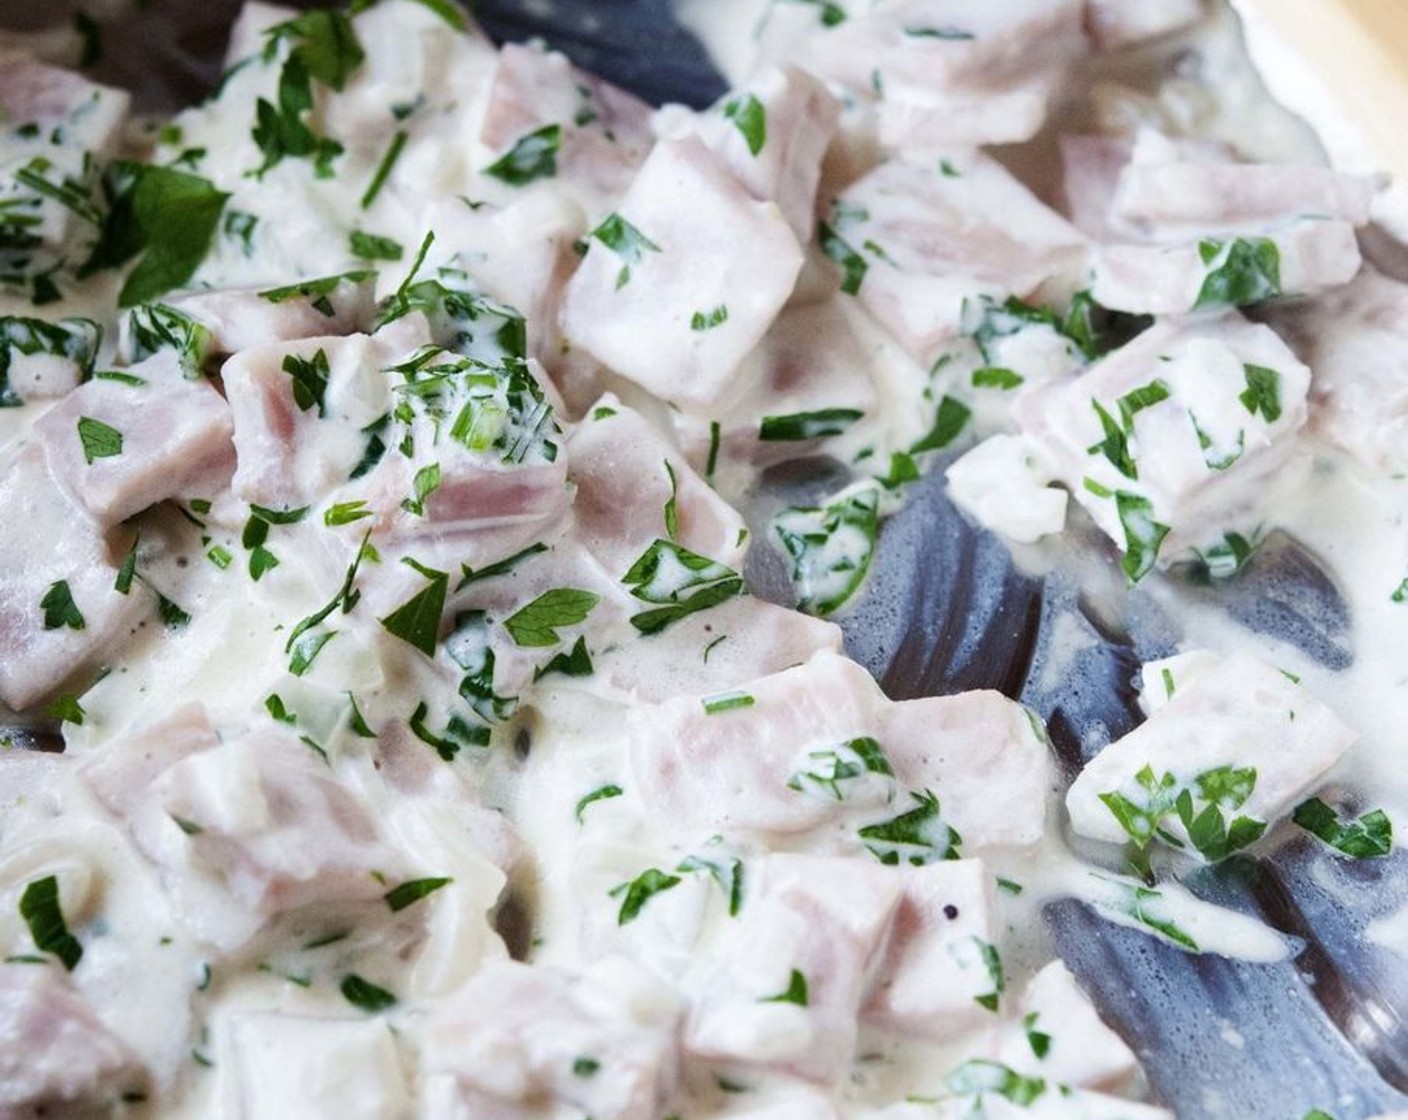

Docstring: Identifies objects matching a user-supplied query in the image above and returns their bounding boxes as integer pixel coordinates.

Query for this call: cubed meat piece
[878,689,1052,851]
[1015,316,1310,577]
[477,42,653,220]
[0,53,130,281]
[79,704,219,819]
[997,961,1139,1092]
[1135,650,1220,717]
[1264,267,1408,473]
[560,137,804,414]
[568,398,748,576]
[864,859,1000,1039]
[946,435,1068,545]
[685,66,840,243]
[1066,652,1356,856]
[878,75,1059,150]
[0,446,148,710]
[423,959,680,1120]
[1084,0,1203,50]
[598,594,843,704]
[629,652,886,839]
[1113,138,1380,235]
[35,352,235,528]
[227,1013,411,1120]
[827,154,1088,368]
[154,727,405,913]
[0,316,100,404]
[222,331,402,507]
[0,963,146,1116]
[689,853,901,1081]
[1091,219,1362,316]
[160,276,378,358]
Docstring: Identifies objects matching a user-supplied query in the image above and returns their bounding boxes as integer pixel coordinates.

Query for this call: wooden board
[1236,0,1408,180]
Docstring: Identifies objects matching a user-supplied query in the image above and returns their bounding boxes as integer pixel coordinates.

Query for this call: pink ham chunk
[864,859,1000,1039]
[560,137,804,415]
[160,276,377,358]
[629,652,886,839]
[828,153,1088,368]
[687,853,901,1082]
[0,963,147,1116]
[154,727,404,914]
[222,329,413,508]
[479,42,654,220]
[687,66,840,244]
[568,398,748,576]
[0,446,148,710]
[423,960,679,1120]
[80,703,218,820]
[35,352,235,528]
[1092,219,1362,316]
[1084,0,1202,50]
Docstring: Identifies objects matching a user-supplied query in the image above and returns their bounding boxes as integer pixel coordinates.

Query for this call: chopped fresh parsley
[457,542,549,590]
[773,487,879,616]
[859,789,961,865]
[701,690,754,715]
[1292,797,1392,859]
[76,416,123,464]
[408,700,489,760]
[1024,1012,1051,1059]
[1113,491,1169,584]
[663,460,680,540]
[722,93,767,156]
[400,462,442,517]
[324,500,373,526]
[1239,363,1282,423]
[503,588,599,648]
[971,367,1023,390]
[19,875,83,970]
[534,636,594,681]
[760,969,808,1006]
[1193,237,1281,311]
[945,1061,1046,1108]
[911,395,971,453]
[40,580,84,631]
[384,877,452,912]
[282,349,331,416]
[759,408,863,442]
[0,317,101,407]
[610,868,682,925]
[975,938,1004,1011]
[379,559,448,656]
[575,783,624,823]
[677,852,744,916]
[1100,763,1266,862]
[260,270,372,315]
[691,305,729,331]
[621,539,744,635]
[590,213,661,289]
[787,736,894,801]
[484,125,562,186]
[818,220,867,295]
[339,973,396,1013]
[125,302,211,378]
[349,230,403,260]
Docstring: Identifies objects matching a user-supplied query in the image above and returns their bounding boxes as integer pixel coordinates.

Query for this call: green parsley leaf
[384,877,452,912]
[324,500,372,526]
[971,367,1023,390]
[19,875,82,970]
[945,1061,1045,1107]
[40,580,84,631]
[723,93,766,156]
[590,213,661,289]
[975,938,1004,1011]
[125,302,211,378]
[1024,1012,1052,1059]
[702,690,754,714]
[379,560,448,656]
[572,1056,600,1078]
[621,539,744,635]
[760,969,808,1006]
[911,395,971,453]
[575,783,624,823]
[691,305,729,331]
[339,973,396,1013]
[408,701,489,760]
[1193,237,1282,311]
[534,635,594,681]
[610,868,682,925]
[859,789,961,865]
[400,462,442,517]
[1113,491,1168,583]
[818,220,867,295]
[787,736,893,801]
[484,124,562,186]
[260,271,373,315]
[456,542,549,590]
[1239,363,1282,423]
[503,588,599,648]
[1293,797,1392,859]
[76,416,123,464]
[0,317,102,408]
[773,487,879,616]
[115,536,138,595]
[349,230,403,260]
[44,694,85,725]
[759,408,864,442]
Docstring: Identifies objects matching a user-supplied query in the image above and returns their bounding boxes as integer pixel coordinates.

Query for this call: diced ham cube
[423,959,680,1120]
[79,703,219,819]
[568,398,748,576]
[1264,266,1408,473]
[1091,219,1362,316]
[222,330,406,507]
[878,690,1052,851]
[687,853,901,1082]
[1084,0,1203,50]
[478,42,653,221]
[629,652,885,839]
[35,352,235,529]
[829,154,1088,368]
[0,446,148,710]
[560,137,804,415]
[1066,652,1356,853]
[946,435,1068,545]
[1015,316,1310,571]
[154,727,405,914]
[997,961,1139,1092]
[684,66,840,243]
[161,277,377,358]
[0,963,147,1116]
[876,76,1058,150]
[864,858,999,1039]
[227,1013,411,1120]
